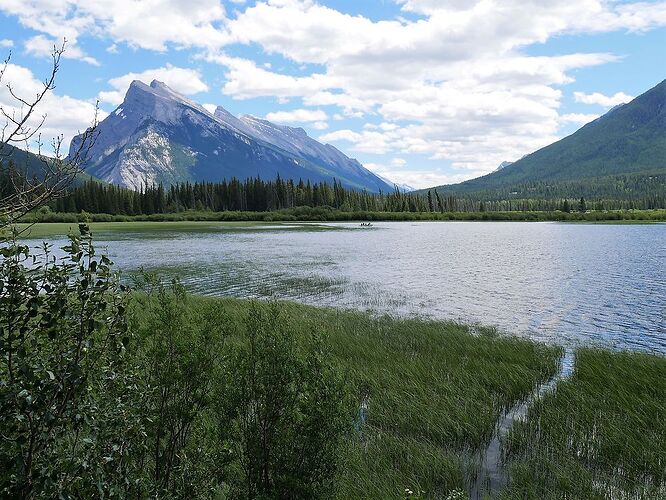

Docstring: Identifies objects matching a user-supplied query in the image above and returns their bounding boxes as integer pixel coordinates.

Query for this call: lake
[21,221,666,353]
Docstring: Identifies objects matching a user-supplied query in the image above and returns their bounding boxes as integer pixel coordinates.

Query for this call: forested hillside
[427,79,666,201]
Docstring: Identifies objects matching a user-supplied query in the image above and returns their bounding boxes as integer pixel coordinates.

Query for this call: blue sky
[1,0,665,188]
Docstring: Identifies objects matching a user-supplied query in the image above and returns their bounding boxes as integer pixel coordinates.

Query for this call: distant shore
[8,207,666,229]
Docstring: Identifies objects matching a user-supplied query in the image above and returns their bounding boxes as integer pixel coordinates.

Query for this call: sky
[1,0,665,189]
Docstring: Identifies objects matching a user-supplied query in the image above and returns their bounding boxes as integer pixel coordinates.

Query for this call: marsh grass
[173,297,561,498]
[9,220,336,239]
[502,348,666,499]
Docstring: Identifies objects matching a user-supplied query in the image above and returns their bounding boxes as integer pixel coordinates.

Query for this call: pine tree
[562,199,571,213]
[579,197,587,212]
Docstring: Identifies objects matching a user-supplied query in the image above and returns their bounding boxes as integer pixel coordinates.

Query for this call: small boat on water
[360,222,373,227]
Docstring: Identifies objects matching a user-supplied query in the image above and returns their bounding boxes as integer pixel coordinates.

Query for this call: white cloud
[98,65,209,105]
[560,113,600,125]
[396,0,666,34]
[208,54,329,98]
[209,0,665,176]
[0,39,14,48]
[24,35,100,66]
[573,91,634,108]
[364,162,477,190]
[0,63,104,151]
[202,103,218,114]
[0,0,229,52]
[319,129,394,154]
[265,108,327,123]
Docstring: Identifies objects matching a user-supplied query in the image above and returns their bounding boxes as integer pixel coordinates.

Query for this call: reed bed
[502,348,666,499]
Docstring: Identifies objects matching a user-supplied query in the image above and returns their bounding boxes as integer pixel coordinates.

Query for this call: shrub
[0,225,143,498]
[218,302,351,499]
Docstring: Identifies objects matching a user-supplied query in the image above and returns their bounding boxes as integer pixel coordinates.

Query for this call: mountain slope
[430,79,666,197]
[1,142,99,186]
[1,143,47,178]
[70,80,392,192]
[236,114,390,193]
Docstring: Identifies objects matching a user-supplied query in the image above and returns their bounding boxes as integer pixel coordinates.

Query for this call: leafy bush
[0,225,143,498]
[130,275,229,498]
[1,229,354,499]
[218,302,351,499]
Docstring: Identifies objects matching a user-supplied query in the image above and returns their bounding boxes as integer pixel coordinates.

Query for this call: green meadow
[12,206,666,230]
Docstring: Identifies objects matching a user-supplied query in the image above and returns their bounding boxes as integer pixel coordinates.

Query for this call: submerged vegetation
[502,348,666,499]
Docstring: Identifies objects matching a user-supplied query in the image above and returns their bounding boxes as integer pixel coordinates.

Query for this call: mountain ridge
[70,80,393,193]
[426,79,666,197]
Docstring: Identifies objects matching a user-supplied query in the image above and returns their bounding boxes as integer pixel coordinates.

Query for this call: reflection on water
[23,221,666,353]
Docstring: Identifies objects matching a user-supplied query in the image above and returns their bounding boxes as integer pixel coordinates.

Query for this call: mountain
[375,174,416,193]
[493,161,513,173]
[70,80,392,192]
[220,112,390,192]
[1,143,47,178]
[1,142,98,185]
[428,79,666,198]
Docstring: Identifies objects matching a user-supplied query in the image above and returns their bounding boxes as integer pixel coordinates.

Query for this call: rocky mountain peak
[71,80,394,193]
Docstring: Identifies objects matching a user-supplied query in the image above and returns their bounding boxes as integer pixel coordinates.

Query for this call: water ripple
[23,221,666,354]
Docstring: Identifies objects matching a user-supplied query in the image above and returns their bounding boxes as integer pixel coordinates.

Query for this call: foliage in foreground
[0,229,350,498]
[204,299,562,498]
[502,348,666,499]
[219,303,350,498]
[0,226,141,497]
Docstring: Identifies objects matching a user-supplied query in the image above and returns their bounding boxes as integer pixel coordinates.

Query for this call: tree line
[432,173,666,211]
[2,161,665,217]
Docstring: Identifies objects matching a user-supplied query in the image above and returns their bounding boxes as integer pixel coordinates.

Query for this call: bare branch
[0,50,10,86]
[0,41,63,152]
[1,40,100,229]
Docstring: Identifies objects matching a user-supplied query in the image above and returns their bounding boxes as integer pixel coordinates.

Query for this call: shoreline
[8,213,666,239]
[7,207,666,228]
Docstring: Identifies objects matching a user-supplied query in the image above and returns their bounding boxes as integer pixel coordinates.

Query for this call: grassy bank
[8,220,326,239]
[7,213,665,239]
[137,295,562,498]
[14,206,666,225]
[502,348,666,499]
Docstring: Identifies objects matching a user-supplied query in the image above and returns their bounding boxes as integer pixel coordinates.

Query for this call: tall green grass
[502,348,666,499]
[176,297,562,498]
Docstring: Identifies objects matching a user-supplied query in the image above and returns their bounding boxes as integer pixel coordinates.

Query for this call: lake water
[23,221,666,353]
